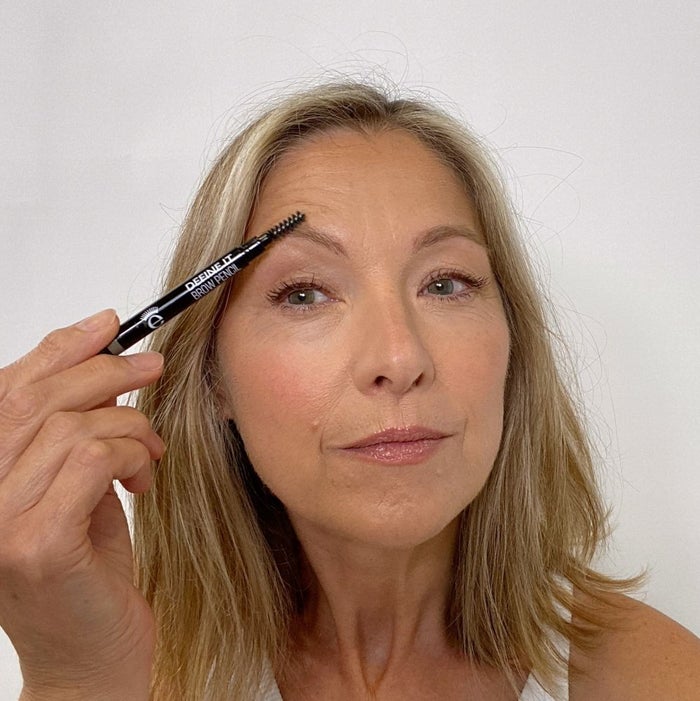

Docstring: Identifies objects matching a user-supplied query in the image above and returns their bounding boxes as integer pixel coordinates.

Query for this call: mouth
[340,426,450,466]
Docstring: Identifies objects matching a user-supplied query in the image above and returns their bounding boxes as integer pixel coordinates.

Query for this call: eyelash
[265,275,326,312]
[266,269,488,312]
[422,268,488,300]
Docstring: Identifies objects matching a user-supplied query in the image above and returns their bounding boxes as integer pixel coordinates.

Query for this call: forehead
[249,128,484,246]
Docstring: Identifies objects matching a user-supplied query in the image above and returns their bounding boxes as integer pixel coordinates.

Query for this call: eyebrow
[413,224,486,253]
[284,223,486,257]
[284,224,349,257]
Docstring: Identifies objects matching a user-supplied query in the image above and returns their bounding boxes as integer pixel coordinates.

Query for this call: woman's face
[217,128,510,549]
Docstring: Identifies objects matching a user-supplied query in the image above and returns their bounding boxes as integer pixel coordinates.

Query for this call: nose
[350,292,435,396]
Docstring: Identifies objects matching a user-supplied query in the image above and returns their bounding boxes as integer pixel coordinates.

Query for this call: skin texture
[569,591,700,701]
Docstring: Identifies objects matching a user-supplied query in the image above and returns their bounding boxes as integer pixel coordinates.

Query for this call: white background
[1,1,698,696]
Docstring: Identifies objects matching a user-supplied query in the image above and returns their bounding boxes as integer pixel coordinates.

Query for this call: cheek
[219,338,343,484]
[229,340,342,416]
[442,309,509,394]
[449,321,510,468]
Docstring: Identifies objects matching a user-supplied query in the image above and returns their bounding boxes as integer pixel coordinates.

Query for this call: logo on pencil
[140,307,165,330]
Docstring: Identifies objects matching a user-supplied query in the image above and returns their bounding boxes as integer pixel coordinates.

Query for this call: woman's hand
[0,310,164,700]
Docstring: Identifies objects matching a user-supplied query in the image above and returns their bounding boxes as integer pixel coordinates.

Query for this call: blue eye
[286,288,329,305]
[426,278,458,296]
[422,270,487,299]
[266,278,333,311]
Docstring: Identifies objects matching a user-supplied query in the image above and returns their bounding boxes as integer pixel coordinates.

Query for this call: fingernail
[124,352,164,371]
[76,309,116,332]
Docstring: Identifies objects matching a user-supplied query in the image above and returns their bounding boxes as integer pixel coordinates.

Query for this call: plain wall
[1,1,698,695]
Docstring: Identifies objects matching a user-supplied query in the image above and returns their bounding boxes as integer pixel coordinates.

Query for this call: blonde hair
[134,80,637,699]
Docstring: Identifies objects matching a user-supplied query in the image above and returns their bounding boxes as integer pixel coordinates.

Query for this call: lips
[343,426,449,449]
[339,426,450,465]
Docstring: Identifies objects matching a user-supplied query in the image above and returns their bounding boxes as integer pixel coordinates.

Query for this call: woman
[1,82,699,700]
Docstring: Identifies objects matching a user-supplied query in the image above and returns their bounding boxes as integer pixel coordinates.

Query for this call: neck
[287,517,460,688]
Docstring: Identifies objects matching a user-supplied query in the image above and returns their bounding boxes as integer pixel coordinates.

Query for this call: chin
[329,500,463,551]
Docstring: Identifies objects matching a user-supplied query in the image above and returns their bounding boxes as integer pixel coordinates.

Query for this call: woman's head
[216,126,511,551]
[134,80,614,698]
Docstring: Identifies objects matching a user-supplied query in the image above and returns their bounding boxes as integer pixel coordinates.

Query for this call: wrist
[18,637,153,701]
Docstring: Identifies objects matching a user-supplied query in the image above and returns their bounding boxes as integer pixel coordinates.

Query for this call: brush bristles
[264,211,305,239]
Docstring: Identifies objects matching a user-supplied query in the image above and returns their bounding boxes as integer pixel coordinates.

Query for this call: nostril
[353,310,435,396]
[373,375,389,387]
[372,371,424,391]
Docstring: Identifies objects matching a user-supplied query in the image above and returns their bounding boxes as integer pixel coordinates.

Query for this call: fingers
[21,435,156,574]
[28,351,164,414]
[0,406,164,516]
[0,311,165,566]
[45,436,156,524]
[5,437,155,546]
[0,309,120,398]
[0,351,163,480]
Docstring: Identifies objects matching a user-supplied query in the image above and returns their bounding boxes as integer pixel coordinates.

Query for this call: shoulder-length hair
[134,80,636,700]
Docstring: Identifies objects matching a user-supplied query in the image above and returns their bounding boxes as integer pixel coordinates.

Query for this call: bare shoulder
[570,591,700,700]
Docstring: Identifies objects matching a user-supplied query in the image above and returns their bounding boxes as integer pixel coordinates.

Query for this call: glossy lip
[342,426,450,449]
[337,426,451,465]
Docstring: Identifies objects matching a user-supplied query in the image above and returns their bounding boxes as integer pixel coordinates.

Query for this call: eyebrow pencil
[101,211,305,355]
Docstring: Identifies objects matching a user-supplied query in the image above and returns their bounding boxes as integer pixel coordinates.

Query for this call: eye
[426,278,460,296]
[285,287,330,306]
[266,277,333,311]
[421,269,487,300]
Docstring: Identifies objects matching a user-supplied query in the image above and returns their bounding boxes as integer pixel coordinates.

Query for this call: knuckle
[113,406,154,442]
[124,436,149,462]
[83,354,132,393]
[138,440,152,463]
[88,353,121,378]
[129,442,150,470]
[119,442,153,489]
[129,408,153,434]
[35,328,65,362]
[43,411,84,443]
[71,438,112,469]
[0,386,41,426]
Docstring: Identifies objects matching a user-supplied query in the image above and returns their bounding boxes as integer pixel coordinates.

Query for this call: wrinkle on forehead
[247,127,483,254]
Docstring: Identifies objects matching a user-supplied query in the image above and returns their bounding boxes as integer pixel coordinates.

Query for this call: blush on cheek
[225,344,335,447]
